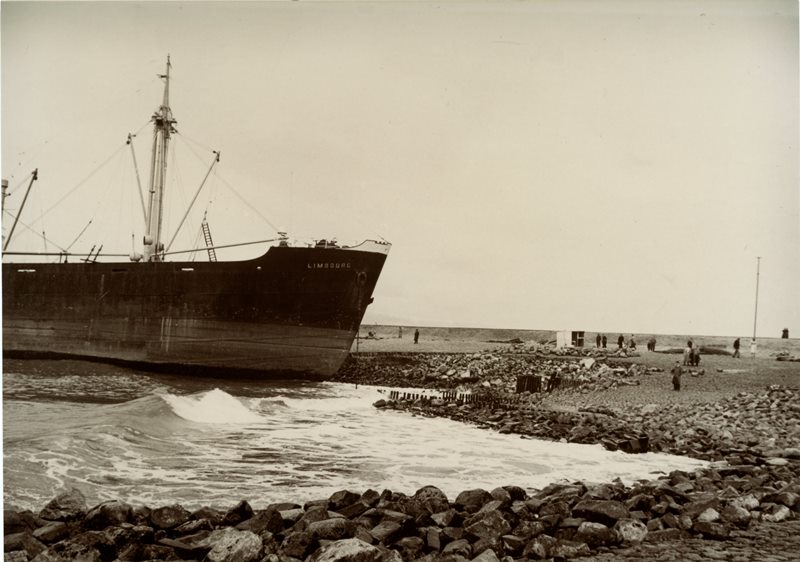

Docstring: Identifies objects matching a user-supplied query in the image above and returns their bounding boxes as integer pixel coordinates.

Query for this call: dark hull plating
[3,244,388,377]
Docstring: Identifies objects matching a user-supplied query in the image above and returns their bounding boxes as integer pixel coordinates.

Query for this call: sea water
[2,359,705,511]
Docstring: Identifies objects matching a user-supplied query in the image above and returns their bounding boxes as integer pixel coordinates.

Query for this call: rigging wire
[65,220,93,252]
[35,120,151,224]
[1,209,68,253]
[3,237,281,259]
[175,132,279,233]
[213,170,279,233]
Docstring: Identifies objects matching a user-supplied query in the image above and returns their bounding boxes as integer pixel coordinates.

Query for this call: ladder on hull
[201,214,217,262]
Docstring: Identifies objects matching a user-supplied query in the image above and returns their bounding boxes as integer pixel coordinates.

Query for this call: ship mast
[143,56,177,262]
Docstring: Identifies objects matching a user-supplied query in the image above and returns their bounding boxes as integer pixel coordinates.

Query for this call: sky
[1,0,798,338]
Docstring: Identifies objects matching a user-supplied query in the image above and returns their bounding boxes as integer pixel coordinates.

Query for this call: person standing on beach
[617,334,624,349]
[596,333,601,348]
[733,337,741,358]
[692,346,701,366]
[414,329,419,344]
[671,361,682,391]
[601,334,607,348]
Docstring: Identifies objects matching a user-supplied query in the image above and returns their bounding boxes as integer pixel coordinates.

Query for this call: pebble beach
[4,331,799,561]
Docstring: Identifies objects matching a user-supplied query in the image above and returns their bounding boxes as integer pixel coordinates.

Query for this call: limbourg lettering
[307,262,352,269]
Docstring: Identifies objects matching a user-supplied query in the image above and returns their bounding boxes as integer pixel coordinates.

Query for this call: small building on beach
[556,330,585,348]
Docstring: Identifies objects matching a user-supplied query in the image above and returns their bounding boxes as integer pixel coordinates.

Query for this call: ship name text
[307,262,352,270]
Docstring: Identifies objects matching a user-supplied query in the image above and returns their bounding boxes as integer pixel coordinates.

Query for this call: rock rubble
[5,456,798,562]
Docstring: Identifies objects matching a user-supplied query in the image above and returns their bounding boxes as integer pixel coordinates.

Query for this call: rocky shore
[4,458,799,562]
[5,350,799,561]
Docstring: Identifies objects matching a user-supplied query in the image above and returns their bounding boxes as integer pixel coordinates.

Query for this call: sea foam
[160,388,263,424]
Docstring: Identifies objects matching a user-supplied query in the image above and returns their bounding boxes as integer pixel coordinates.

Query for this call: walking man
[732,337,740,359]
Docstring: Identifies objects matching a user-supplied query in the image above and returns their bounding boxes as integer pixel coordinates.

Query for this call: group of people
[594,333,656,351]
[732,337,757,359]
[683,339,701,366]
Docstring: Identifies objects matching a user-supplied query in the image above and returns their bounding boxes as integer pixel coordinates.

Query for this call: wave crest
[160,388,262,424]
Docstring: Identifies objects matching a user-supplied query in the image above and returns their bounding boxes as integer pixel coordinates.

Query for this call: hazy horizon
[2,1,798,338]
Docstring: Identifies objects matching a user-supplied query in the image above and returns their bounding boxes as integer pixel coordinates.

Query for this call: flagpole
[752,256,761,341]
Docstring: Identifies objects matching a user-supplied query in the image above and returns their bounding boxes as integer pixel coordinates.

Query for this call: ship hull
[3,242,389,378]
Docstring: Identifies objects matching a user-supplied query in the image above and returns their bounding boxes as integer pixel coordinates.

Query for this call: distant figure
[648,337,657,352]
[671,361,682,391]
[687,339,693,350]
[750,339,757,358]
[414,329,419,344]
[601,334,607,348]
[732,338,741,359]
[782,328,789,339]
[683,345,691,366]
[399,326,403,339]
[617,334,624,349]
[596,333,601,348]
[691,346,701,367]
[629,336,636,350]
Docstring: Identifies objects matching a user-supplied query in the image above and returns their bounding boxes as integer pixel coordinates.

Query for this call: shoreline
[5,348,800,561]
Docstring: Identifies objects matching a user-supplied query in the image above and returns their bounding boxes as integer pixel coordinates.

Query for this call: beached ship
[2,58,390,377]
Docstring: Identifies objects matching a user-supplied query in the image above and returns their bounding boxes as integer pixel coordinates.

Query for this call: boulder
[4,532,47,559]
[236,509,284,535]
[471,548,501,562]
[150,504,191,530]
[31,522,69,544]
[84,500,132,530]
[281,530,316,559]
[369,520,402,544]
[522,533,557,559]
[442,538,472,557]
[614,519,648,545]
[464,511,511,542]
[412,486,450,515]
[394,536,425,560]
[572,500,629,526]
[574,521,619,548]
[308,518,357,541]
[306,538,382,562]
[693,521,730,540]
[223,500,254,526]
[454,489,492,514]
[762,505,791,523]
[329,490,362,512]
[680,498,720,520]
[201,528,263,562]
[39,488,87,521]
[696,508,720,523]
[191,506,225,526]
[5,510,44,535]
[720,504,751,528]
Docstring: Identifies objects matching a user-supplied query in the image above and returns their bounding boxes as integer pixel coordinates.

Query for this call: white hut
[556,330,585,348]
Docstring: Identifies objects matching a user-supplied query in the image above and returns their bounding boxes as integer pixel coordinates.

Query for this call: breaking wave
[160,388,263,424]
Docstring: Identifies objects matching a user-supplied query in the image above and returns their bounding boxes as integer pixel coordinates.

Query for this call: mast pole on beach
[752,256,761,341]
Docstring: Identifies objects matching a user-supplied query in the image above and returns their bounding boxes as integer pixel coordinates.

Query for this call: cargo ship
[2,58,390,378]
